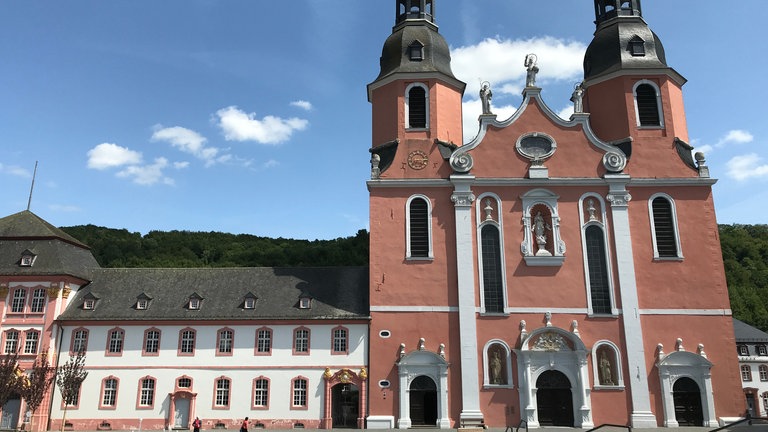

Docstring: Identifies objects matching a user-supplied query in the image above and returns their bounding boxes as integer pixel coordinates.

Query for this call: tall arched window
[405,83,429,129]
[634,81,663,127]
[406,195,432,259]
[481,225,504,313]
[649,194,682,259]
[585,226,611,314]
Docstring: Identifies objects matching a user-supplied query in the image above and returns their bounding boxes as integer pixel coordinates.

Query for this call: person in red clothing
[240,417,249,432]
[193,417,201,432]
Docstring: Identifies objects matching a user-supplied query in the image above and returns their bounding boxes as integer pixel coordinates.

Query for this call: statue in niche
[599,352,615,385]
[524,54,539,87]
[480,81,493,115]
[489,350,503,384]
[533,211,551,256]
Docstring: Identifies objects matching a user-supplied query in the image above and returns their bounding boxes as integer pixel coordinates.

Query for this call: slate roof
[0,210,99,280]
[734,318,768,343]
[58,267,370,322]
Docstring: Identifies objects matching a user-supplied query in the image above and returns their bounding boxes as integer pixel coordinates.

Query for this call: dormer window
[187,293,203,310]
[84,299,95,310]
[408,40,424,61]
[299,297,312,309]
[244,297,256,310]
[136,293,152,310]
[628,36,645,56]
[19,250,37,267]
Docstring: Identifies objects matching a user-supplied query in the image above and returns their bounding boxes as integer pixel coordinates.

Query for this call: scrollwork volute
[602,152,627,173]
[606,192,632,208]
[450,150,473,173]
[451,191,476,208]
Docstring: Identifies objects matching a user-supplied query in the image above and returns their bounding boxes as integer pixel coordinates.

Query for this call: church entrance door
[332,383,359,428]
[536,370,574,427]
[673,377,703,426]
[409,375,437,427]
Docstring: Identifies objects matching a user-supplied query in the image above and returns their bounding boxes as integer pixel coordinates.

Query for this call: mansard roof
[733,318,768,343]
[58,267,369,322]
[0,210,99,280]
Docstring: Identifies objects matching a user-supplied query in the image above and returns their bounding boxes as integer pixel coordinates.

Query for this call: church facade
[366,0,743,429]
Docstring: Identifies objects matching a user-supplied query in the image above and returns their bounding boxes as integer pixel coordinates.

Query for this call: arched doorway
[536,370,574,427]
[331,383,359,428]
[673,377,703,426]
[409,375,437,427]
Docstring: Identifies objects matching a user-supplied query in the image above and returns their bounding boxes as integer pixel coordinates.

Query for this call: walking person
[240,417,249,432]
[193,417,202,432]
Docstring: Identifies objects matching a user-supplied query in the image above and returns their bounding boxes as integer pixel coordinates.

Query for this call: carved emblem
[407,150,428,170]
[533,332,567,352]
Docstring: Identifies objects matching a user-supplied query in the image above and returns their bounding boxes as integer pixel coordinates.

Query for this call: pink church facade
[366,0,743,429]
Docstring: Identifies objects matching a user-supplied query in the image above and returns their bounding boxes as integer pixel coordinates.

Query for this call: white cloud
[726,153,768,181]
[215,106,309,145]
[290,100,313,111]
[87,143,143,170]
[174,161,190,169]
[452,36,585,141]
[151,125,226,167]
[263,159,279,169]
[0,164,32,178]
[720,130,754,146]
[48,204,81,212]
[116,157,174,186]
[695,144,714,156]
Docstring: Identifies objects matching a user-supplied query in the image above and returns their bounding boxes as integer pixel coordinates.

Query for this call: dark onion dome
[584,1,671,82]
[374,9,456,82]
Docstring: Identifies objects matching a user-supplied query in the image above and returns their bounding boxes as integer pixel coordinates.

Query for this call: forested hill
[59,225,369,268]
[60,224,768,331]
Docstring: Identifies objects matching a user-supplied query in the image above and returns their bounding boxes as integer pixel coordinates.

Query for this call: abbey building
[0,0,745,430]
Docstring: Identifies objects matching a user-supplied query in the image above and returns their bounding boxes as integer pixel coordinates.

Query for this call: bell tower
[367,0,465,180]
[582,0,691,172]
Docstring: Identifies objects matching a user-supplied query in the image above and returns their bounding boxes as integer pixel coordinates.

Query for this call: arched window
[585,225,611,314]
[100,377,119,409]
[106,327,124,356]
[477,194,506,314]
[138,376,156,408]
[291,377,309,409]
[649,194,682,259]
[253,377,270,409]
[634,81,663,127]
[256,327,273,355]
[405,83,429,129]
[217,328,234,356]
[406,195,432,259]
[214,377,231,408]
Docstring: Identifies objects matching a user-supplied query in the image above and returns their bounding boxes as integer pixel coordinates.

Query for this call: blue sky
[1,2,765,240]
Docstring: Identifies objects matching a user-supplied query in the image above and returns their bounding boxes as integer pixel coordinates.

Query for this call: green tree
[19,351,55,426]
[0,350,21,410]
[56,351,88,432]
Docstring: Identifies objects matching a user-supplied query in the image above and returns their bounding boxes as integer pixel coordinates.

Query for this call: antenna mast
[27,161,38,211]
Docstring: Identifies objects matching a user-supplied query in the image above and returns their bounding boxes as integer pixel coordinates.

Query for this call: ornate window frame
[579,194,618,316]
[520,189,565,266]
[476,193,508,314]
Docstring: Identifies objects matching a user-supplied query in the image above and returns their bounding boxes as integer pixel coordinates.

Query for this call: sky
[1,1,766,240]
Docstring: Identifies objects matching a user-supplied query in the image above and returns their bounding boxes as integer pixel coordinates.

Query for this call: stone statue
[533,211,551,255]
[599,352,614,385]
[370,153,381,179]
[524,54,539,87]
[480,82,493,115]
[490,351,503,384]
[570,81,584,113]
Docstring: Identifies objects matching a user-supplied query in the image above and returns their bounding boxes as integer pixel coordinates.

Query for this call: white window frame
[633,79,664,128]
[405,194,433,260]
[476,193,508,314]
[579,193,618,316]
[404,82,430,130]
[648,193,683,260]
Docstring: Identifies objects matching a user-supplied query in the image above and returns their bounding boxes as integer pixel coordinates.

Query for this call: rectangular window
[332,328,348,354]
[739,345,749,356]
[180,330,195,354]
[5,331,19,354]
[257,329,272,353]
[72,330,88,354]
[102,379,118,407]
[292,379,307,408]
[66,383,81,407]
[218,330,233,354]
[761,366,768,382]
[11,288,26,313]
[742,365,753,382]
[30,288,46,313]
[108,329,124,354]
[254,379,269,408]
[215,379,230,407]
[294,329,309,354]
[759,345,767,356]
[144,330,160,354]
[24,331,39,354]
[139,378,155,407]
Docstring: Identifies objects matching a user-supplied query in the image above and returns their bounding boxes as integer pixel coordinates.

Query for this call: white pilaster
[605,174,657,428]
[450,174,484,426]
